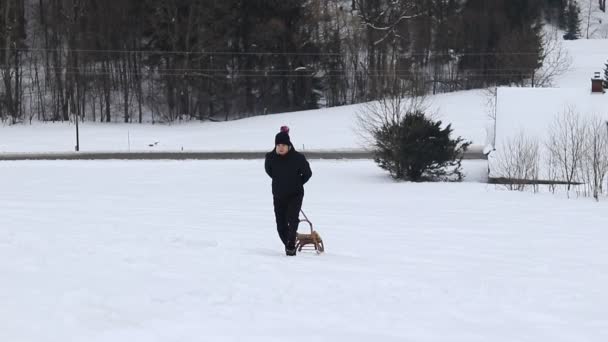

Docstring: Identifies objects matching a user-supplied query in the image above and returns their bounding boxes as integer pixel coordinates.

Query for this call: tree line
[0,0,593,124]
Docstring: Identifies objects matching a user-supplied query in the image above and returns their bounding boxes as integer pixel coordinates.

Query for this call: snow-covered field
[1,160,607,341]
[0,89,491,153]
[2,18,608,342]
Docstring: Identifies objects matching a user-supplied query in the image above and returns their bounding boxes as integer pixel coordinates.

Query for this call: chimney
[591,72,604,93]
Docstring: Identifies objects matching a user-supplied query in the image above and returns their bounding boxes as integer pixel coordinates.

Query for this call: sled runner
[295,210,325,254]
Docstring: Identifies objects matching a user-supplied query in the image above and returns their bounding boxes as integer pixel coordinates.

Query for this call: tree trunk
[103,60,111,122]
[121,53,130,123]
[134,52,143,123]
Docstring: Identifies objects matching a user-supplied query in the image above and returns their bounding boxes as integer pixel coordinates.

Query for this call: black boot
[285,243,296,256]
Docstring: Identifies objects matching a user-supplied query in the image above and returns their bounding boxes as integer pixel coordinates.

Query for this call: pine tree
[563,1,581,40]
[542,0,568,28]
[372,109,471,181]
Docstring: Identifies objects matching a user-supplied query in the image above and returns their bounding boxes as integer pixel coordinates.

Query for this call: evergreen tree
[542,0,567,28]
[372,110,471,182]
[459,0,544,87]
[563,1,581,40]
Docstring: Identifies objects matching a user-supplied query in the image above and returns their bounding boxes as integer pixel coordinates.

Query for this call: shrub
[371,109,471,181]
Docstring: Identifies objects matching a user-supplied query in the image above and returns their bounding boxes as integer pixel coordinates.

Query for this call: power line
[2,70,597,79]
[1,46,607,57]
[7,73,574,80]
[6,65,599,73]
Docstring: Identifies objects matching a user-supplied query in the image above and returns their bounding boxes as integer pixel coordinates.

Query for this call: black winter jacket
[265,147,312,198]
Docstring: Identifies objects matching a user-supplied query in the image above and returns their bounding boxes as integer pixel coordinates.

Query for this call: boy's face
[276,144,289,155]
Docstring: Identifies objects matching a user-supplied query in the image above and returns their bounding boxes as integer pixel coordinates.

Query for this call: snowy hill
[0,89,491,154]
[576,0,608,39]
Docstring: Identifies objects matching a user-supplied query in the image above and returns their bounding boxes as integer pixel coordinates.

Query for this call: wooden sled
[295,210,325,254]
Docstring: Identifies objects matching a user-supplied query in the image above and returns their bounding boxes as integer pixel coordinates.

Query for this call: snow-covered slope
[0,90,491,153]
[576,0,608,39]
[0,160,606,341]
[555,39,608,86]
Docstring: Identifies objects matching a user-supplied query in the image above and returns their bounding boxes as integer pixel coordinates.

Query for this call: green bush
[372,110,471,181]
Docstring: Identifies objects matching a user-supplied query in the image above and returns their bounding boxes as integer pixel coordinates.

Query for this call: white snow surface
[490,86,608,178]
[554,39,608,87]
[574,0,608,39]
[0,89,490,153]
[1,17,608,342]
[1,159,607,341]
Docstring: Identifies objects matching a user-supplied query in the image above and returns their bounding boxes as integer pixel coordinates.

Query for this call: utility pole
[586,0,592,38]
[493,85,498,151]
[74,104,79,152]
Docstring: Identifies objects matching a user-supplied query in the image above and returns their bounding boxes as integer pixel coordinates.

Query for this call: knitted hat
[275,126,291,146]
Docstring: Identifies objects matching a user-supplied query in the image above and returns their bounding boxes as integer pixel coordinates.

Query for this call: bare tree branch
[493,130,540,191]
[580,115,608,200]
[532,30,572,87]
[545,107,588,195]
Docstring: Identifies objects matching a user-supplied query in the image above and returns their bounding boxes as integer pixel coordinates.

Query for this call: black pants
[273,193,304,248]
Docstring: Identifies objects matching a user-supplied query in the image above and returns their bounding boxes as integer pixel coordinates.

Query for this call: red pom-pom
[280,125,290,134]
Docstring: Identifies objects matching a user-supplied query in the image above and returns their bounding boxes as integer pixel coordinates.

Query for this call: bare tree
[482,85,499,150]
[545,107,588,196]
[580,116,608,201]
[1,0,25,124]
[586,0,594,38]
[531,30,573,88]
[354,0,422,99]
[355,94,429,149]
[492,131,540,192]
[546,150,559,194]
